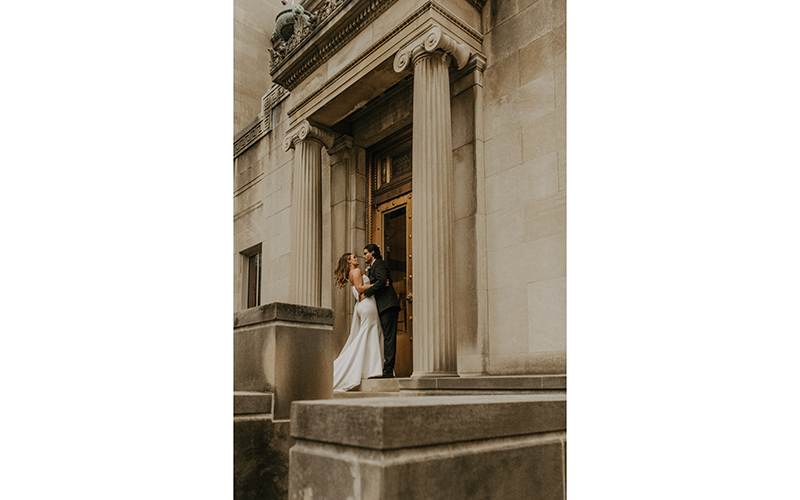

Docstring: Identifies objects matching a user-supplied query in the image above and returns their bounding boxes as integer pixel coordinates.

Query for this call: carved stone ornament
[393,25,471,73]
[283,120,336,151]
[269,0,346,70]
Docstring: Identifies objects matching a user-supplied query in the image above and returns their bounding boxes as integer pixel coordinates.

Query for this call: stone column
[394,25,470,377]
[284,120,335,307]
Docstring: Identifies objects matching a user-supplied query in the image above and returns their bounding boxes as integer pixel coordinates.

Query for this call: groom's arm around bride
[362,258,391,301]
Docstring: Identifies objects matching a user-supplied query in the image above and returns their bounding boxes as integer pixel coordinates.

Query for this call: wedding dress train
[333,275,384,392]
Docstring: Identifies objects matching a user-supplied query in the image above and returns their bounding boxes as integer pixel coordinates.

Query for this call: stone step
[357,377,405,392]
[399,374,566,392]
[334,391,400,398]
[234,391,273,415]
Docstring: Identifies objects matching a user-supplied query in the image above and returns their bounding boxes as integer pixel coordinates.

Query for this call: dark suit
[364,258,401,375]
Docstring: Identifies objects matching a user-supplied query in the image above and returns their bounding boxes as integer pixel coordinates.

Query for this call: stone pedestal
[394,25,471,377]
[284,120,335,307]
[288,394,566,500]
[233,302,335,419]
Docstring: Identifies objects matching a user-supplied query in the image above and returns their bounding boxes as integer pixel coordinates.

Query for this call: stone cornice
[287,1,483,119]
[393,25,471,72]
[269,0,349,73]
[283,120,336,151]
[270,0,402,90]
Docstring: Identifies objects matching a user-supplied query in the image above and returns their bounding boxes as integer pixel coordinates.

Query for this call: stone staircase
[333,377,403,398]
[233,391,292,500]
[333,374,566,398]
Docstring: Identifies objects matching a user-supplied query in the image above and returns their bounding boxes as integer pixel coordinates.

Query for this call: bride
[332,252,384,392]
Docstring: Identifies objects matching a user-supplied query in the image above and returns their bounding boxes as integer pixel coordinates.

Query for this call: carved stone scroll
[393,25,471,73]
[283,120,336,152]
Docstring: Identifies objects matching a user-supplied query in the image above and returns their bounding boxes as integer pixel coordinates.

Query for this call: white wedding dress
[333,275,385,392]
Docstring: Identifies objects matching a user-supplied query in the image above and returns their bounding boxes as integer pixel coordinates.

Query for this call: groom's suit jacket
[364,258,401,315]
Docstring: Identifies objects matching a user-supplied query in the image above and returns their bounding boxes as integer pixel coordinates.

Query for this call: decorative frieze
[269,0,348,71]
[233,84,290,159]
[234,118,266,158]
[271,0,402,90]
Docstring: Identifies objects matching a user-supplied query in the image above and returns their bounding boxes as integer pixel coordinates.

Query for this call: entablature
[277,0,484,129]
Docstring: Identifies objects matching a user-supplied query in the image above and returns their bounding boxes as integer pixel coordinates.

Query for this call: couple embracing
[332,243,401,392]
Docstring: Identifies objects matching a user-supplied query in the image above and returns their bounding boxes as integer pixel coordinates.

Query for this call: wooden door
[373,193,413,377]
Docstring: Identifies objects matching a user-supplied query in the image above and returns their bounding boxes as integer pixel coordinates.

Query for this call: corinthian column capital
[393,25,471,73]
[283,120,335,151]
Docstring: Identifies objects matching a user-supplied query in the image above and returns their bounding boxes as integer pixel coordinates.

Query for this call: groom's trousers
[380,307,399,375]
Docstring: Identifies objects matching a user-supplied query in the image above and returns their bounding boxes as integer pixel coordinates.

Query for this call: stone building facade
[235,0,566,378]
[234,0,566,497]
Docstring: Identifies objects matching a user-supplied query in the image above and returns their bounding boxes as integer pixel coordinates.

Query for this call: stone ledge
[399,374,566,391]
[334,391,400,398]
[291,394,566,450]
[234,302,334,328]
[359,377,402,392]
[234,391,274,415]
[400,389,566,397]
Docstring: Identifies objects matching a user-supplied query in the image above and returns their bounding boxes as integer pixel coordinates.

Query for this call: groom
[360,243,401,378]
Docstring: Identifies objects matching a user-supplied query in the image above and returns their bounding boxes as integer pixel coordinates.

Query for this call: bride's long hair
[334,253,353,288]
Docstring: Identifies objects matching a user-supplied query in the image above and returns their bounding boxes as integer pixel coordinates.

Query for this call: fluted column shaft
[411,48,458,377]
[284,120,334,307]
[290,138,323,306]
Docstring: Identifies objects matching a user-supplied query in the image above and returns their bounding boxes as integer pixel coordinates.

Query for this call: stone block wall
[289,395,566,499]
[234,0,285,133]
[481,0,567,374]
[235,93,322,310]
